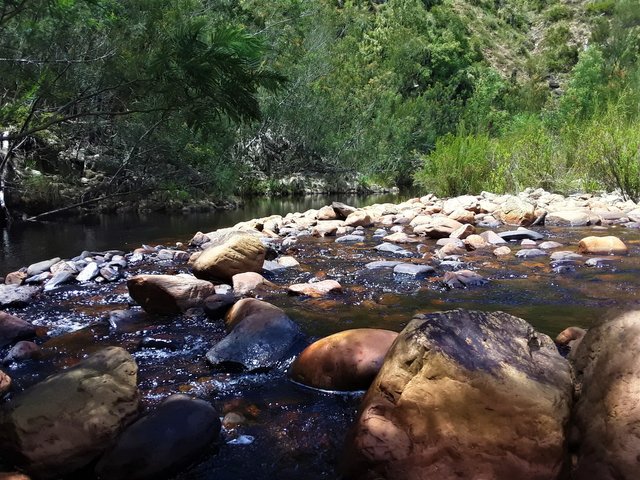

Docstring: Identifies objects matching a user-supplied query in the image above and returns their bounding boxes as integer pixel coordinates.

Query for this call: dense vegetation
[0,0,639,218]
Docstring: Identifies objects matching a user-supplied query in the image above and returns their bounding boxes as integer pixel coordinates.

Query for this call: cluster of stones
[1,188,639,479]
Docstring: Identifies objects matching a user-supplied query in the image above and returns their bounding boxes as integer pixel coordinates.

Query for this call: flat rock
[515,248,547,258]
[335,234,365,243]
[546,211,594,226]
[95,394,221,480]
[382,232,420,244]
[288,280,342,297]
[549,251,583,261]
[393,264,435,279]
[127,274,216,314]
[585,257,617,268]
[539,241,563,250]
[76,262,100,282]
[498,228,544,242]
[364,260,403,270]
[443,270,488,288]
[343,309,572,480]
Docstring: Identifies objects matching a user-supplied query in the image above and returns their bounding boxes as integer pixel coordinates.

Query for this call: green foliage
[544,4,572,22]
[585,1,616,16]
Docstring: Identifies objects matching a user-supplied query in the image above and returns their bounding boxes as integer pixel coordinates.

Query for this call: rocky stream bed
[1,188,640,479]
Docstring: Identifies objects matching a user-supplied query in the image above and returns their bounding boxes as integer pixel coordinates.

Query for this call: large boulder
[412,217,462,239]
[546,211,594,227]
[0,347,139,478]
[95,394,221,480]
[127,274,216,314]
[577,236,628,255]
[344,309,572,480]
[0,312,36,348]
[207,299,301,371]
[571,311,640,479]
[497,197,536,226]
[190,234,266,282]
[345,211,374,228]
[290,329,397,391]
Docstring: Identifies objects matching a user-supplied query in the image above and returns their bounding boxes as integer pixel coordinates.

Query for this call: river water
[0,193,405,275]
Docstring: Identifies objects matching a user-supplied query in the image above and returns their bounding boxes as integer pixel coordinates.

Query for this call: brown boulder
[190,234,266,282]
[317,205,338,221]
[231,272,277,296]
[577,236,628,255]
[0,369,10,395]
[0,347,139,479]
[127,274,216,314]
[413,217,463,238]
[345,211,374,228]
[290,329,398,391]
[497,197,536,226]
[571,311,640,479]
[344,309,572,480]
[225,298,288,331]
[0,311,36,348]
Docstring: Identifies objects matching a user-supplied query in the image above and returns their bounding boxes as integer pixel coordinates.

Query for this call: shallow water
[2,200,640,479]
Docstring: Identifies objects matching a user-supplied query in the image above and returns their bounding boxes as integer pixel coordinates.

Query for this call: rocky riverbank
[1,188,640,479]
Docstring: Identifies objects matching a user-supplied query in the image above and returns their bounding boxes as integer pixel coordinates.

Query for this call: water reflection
[0,193,409,274]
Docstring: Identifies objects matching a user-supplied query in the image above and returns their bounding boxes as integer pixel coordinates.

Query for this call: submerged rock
[571,311,640,479]
[290,329,398,391]
[343,309,572,480]
[0,347,139,479]
[95,394,221,480]
[392,264,435,279]
[443,270,488,288]
[2,341,41,364]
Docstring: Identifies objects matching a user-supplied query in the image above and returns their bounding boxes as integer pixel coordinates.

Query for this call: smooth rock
[331,202,356,219]
[43,271,74,292]
[585,257,617,268]
[0,347,139,478]
[413,217,463,239]
[190,235,266,282]
[2,341,41,364]
[316,205,338,221]
[345,211,373,228]
[127,274,216,314]
[516,248,547,258]
[382,232,420,244]
[493,246,512,257]
[26,257,60,277]
[497,197,536,226]
[336,234,365,243]
[546,211,593,226]
[365,261,403,270]
[0,312,36,348]
[343,309,572,480]
[539,241,563,250]
[443,270,488,288]
[207,300,301,371]
[480,230,507,245]
[549,251,583,261]
[498,228,544,242]
[572,312,640,479]
[393,264,435,279]
[290,329,398,391]
[288,280,342,298]
[95,394,221,480]
[203,294,236,319]
[464,234,488,250]
[577,236,628,255]
[449,224,475,239]
[232,272,276,296]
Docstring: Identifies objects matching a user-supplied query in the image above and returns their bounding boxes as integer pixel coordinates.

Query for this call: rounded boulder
[290,328,397,391]
[190,234,266,283]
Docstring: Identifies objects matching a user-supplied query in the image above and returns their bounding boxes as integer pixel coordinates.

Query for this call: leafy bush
[585,0,616,16]
[545,4,573,22]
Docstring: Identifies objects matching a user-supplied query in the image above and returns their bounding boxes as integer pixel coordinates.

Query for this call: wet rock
[493,246,512,257]
[374,243,409,256]
[76,262,100,282]
[43,271,74,292]
[539,241,563,250]
[345,211,373,228]
[5,271,27,286]
[232,272,277,296]
[99,266,121,282]
[443,270,488,288]
[26,257,60,277]
[0,311,36,348]
[335,234,365,243]
[498,228,544,242]
[393,264,435,279]
[343,309,572,480]
[290,328,398,391]
[413,217,463,239]
[0,347,139,478]
[577,236,628,255]
[0,285,37,307]
[127,274,216,314]
[2,341,41,363]
[549,251,583,261]
[0,369,10,395]
[206,300,301,371]
[515,248,547,258]
[203,294,236,319]
[95,394,220,480]
[571,312,640,479]
[190,234,266,282]
[497,196,536,226]
[382,232,419,244]
[288,280,342,298]
[438,260,467,271]
[365,260,403,270]
[585,257,617,268]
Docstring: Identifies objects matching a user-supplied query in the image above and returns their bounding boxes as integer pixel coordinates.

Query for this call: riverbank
[1,188,640,479]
